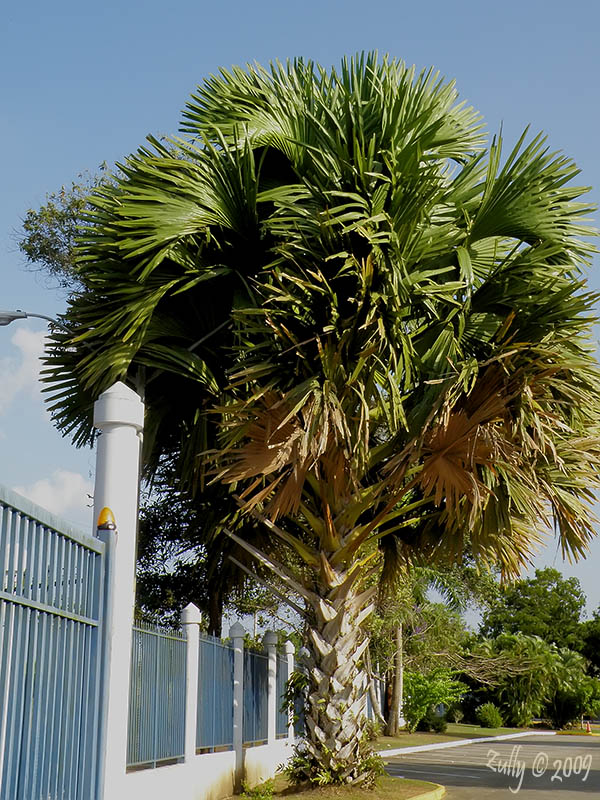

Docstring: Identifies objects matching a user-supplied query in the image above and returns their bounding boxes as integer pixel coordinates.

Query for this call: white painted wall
[114,741,293,800]
[244,740,292,787]
[119,750,236,800]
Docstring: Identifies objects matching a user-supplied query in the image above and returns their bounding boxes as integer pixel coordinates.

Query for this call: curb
[408,782,445,800]
[381,730,557,758]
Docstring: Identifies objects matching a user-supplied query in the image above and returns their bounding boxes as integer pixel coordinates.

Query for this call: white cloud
[14,469,93,525]
[0,327,47,415]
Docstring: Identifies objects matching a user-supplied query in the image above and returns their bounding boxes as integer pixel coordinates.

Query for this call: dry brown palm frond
[319,448,354,507]
[217,391,303,480]
[419,410,493,517]
[214,387,358,521]
[394,373,514,524]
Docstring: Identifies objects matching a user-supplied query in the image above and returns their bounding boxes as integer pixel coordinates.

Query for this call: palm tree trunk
[293,573,379,785]
[366,649,386,726]
[385,624,403,736]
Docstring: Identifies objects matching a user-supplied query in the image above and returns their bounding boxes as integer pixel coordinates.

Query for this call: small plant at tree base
[363,719,381,741]
[283,741,384,788]
[476,702,504,729]
[241,779,274,800]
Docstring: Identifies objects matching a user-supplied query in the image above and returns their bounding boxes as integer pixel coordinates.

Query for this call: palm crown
[47,54,599,574]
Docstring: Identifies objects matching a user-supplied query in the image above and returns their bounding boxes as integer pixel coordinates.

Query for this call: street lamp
[0,309,71,333]
[0,307,145,394]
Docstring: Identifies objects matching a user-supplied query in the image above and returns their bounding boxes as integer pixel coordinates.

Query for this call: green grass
[375,722,527,751]
[231,775,439,800]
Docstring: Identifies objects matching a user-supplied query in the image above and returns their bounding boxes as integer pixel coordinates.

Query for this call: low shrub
[416,707,448,733]
[476,702,504,729]
[241,779,274,800]
[430,713,448,733]
[447,704,464,724]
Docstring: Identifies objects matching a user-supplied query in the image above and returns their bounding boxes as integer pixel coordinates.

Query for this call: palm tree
[43,54,600,784]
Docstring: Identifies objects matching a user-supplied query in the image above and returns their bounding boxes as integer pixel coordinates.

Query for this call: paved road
[385,735,600,798]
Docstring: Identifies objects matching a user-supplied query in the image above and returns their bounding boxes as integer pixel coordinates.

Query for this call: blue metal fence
[0,486,297,797]
[197,633,234,751]
[127,620,186,769]
[0,485,104,800]
[276,653,288,737]
[243,649,268,745]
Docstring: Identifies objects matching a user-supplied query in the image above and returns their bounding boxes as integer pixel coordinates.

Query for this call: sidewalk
[381,729,557,758]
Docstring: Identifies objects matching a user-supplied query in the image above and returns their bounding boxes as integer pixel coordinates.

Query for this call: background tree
[136,455,301,635]
[469,633,600,728]
[579,609,600,677]
[480,568,587,651]
[543,648,600,729]
[39,55,600,785]
[368,562,494,734]
[402,670,466,733]
[18,170,108,290]
[461,633,556,726]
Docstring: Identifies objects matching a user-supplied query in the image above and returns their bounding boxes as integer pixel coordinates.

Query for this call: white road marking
[389,766,483,780]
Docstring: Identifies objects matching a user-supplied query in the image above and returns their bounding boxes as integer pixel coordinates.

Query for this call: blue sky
[1,0,599,612]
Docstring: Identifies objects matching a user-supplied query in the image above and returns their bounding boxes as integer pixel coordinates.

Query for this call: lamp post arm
[24,312,73,334]
[0,309,72,334]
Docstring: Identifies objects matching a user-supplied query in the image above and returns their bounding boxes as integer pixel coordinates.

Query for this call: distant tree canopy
[466,632,600,728]
[480,568,587,651]
[578,610,600,677]
[18,170,108,290]
[135,461,294,636]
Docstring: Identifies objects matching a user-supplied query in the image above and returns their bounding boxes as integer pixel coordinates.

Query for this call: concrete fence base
[111,740,292,800]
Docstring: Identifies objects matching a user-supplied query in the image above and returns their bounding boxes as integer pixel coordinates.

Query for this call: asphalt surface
[385,735,600,798]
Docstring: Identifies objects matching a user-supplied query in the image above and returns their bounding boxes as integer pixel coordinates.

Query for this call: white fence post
[285,640,295,741]
[263,631,277,745]
[181,603,202,763]
[230,621,245,790]
[93,381,144,800]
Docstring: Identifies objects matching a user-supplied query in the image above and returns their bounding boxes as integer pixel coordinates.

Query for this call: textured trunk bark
[207,588,223,637]
[292,573,379,785]
[384,672,392,724]
[385,624,403,736]
[366,650,386,726]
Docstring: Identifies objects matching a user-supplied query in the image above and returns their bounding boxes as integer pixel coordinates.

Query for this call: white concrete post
[181,603,202,762]
[263,631,278,745]
[285,640,295,741]
[230,621,246,790]
[94,381,144,800]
